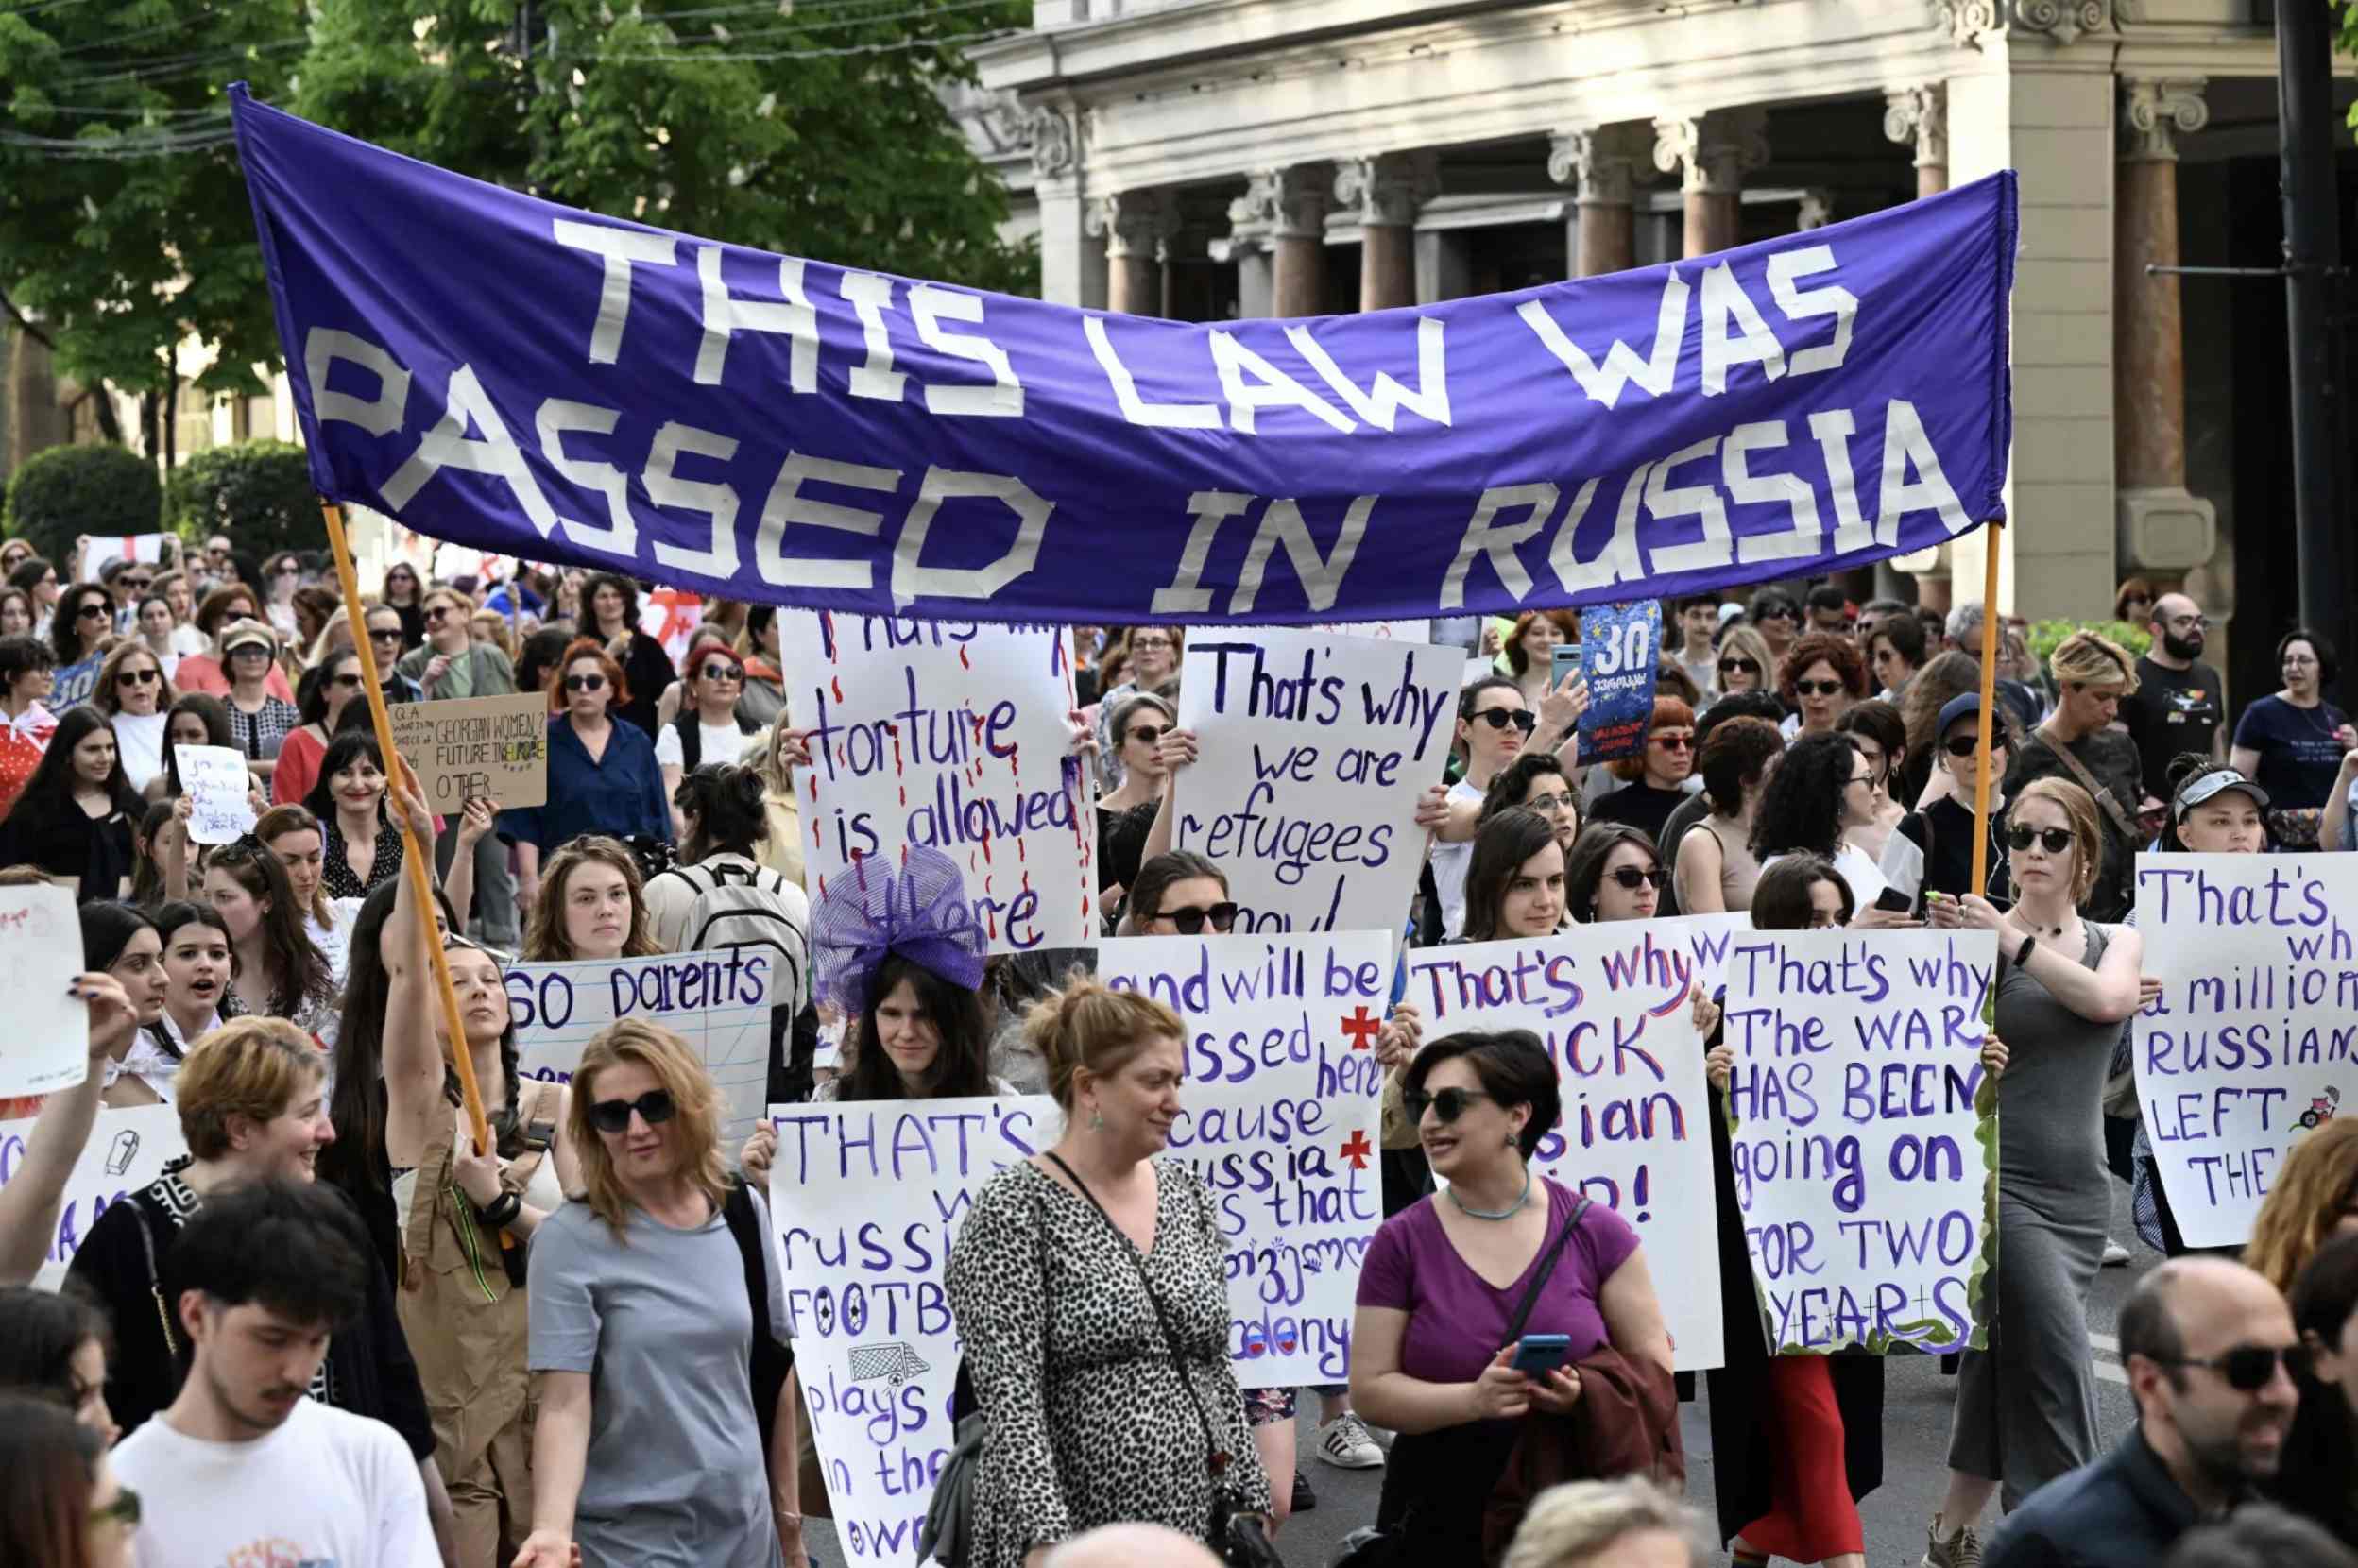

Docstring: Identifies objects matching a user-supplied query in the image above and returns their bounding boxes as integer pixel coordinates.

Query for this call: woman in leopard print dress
[947,977,1272,1568]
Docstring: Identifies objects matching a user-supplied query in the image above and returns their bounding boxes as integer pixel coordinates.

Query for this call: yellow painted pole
[1969,520,2006,900]
[322,503,492,1156]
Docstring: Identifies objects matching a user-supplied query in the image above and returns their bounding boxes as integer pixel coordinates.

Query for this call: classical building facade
[972,0,2357,696]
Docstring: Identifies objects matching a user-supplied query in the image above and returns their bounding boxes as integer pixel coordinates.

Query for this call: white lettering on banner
[2136,854,2358,1250]
[767,1095,1056,1565]
[1173,628,1454,933]
[509,949,775,1148]
[1400,916,1743,1371]
[1719,930,1998,1354]
[176,744,256,844]
[790,614,1093,952]
[0,1104,187,1287]
[1099,933,1391,1383]
[0,884,88,1099]
[551,220,678,365]
[305,329,1976,617]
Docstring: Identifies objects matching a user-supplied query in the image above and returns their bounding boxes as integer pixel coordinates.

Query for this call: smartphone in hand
[1511,1333,1573,1375]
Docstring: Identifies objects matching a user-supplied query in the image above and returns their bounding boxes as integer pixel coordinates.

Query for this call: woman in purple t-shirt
[1348,1029,1673,1559]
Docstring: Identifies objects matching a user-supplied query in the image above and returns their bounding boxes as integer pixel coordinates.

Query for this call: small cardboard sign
[386,691,550,810]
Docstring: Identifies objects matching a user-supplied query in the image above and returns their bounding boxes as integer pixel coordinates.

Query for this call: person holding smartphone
[1350,1029,1678,1563]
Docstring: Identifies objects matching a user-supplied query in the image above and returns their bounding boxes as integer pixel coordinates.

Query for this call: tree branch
[0,284,58,354]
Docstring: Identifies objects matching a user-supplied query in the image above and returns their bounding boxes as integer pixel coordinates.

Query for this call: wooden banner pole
[1969,520,2007,900]
[321,502,492,1155]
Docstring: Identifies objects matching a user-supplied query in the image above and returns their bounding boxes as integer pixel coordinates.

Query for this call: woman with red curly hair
[1588,696,1697,843]
[502,638,672,922]
[1777,631,1870,740]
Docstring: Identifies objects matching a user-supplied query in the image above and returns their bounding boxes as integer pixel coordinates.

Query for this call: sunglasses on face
[1718,657,1761,676]
[424,605,456,622]
[1758,607,1795,622]
[370,625,402,641]
[1650,732,1694,752]
[1605,865,1666,891]
[1156,901,1239,935]
[2006,825,2075,855]
[1943,733,2003,758]
[330,673,365,689]
[117,667,161,686]
[564,673,607,692]
[698,663,743,683]
[1472,707,1537,734]
[76,602,111,620]
[1795,678,1846,698]
[588,1088,676,1134]
[121,576,150,590]
[1126,724,1168,747]
[1403,1086,1495,1124]
[2157,1343,2312,1393]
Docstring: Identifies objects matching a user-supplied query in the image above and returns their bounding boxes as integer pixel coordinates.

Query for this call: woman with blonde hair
[2002,629,2144,920]
[746,721,809,887]
[517,1020,799,1568]
[948,974,1273,1568]
[1710,624,1776,704]
[1503,1477,1707,1568]
[2247,1120,2358,1297]
[521,835,666,962]
[64,1016,448,1535]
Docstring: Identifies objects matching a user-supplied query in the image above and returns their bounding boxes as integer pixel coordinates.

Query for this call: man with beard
[2122,591,2226,802]
[109,1179,436,1568]
[1981,1260,2300,1568]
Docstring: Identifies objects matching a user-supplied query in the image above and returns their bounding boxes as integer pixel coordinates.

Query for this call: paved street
[799,1185,2156,1567]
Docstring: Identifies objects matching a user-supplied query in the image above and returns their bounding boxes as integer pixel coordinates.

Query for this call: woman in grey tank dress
[1920,778,2148,1565]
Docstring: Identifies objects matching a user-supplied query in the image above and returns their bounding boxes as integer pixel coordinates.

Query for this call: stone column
[1334,152,1436,312]
[2114,77,2217,574]
[1652,109,1768,258]
[1547,125,1644,278]
[1233,165,1330,317]
[1092,191,1175,316]
[1026,105,1105,309]
[1797,190,1834,230]
[1883,83,1950,199]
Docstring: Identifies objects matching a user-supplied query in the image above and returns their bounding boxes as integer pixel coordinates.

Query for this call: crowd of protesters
[2,531,2357,1568]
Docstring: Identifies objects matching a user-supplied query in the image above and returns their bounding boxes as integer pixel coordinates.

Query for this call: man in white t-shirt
[110,1179,437,1568]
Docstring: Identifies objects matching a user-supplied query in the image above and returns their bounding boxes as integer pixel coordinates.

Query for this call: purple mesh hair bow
[812,844,988,1014]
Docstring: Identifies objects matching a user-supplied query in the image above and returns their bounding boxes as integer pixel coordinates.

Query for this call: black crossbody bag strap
[1503,1194,1593,1344]
[1042,1153,1232,1478]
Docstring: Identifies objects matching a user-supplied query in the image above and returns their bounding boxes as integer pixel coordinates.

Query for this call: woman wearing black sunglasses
[1351,1028,1677,1563]
[1880,693,2014,919]
[1919,776,2145,1564]
[1096,692,1176,898]
[520,1019,800,1568]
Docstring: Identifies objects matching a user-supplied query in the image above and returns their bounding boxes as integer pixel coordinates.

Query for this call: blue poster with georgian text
[1576,598,1663,764]
[231,88,2014,627]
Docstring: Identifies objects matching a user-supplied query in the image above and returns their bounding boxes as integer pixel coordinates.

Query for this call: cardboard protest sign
[2135,854,2358,1248]
[1399,921,1724,1370]
[76,533,167,585]
[1098,931,1392,1385]
[1719,929,1998,1354]
[1576,598,1663,764]
[0,883,91,1098]
[386,690,550,810]
[788,613,1093,953]
[509,949,777,1147]
[0,1103,188,1287]
[766,1094,1060,1565]
[176,744,255,844]
[1173,627,1455,932]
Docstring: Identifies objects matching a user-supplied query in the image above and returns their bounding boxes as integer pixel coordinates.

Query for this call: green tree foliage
[294,0,1037,294]
[1,441,162,564]
[0,0,302,429]
[163,438,315,558]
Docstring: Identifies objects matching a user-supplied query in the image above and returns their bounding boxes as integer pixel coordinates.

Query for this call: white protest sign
[77,533,166,585]
[508,949,775,1147]
[0,884,90,1098]
[1719,930,1998,1354]
[789,613,1093,953]
[1399,922,1724,1370]
[0,1103,188,1287]
[767,1095,1059,1565]
[1174,627,1455,932]
[176,744,255,844]
[1098,931,1391,1385]
[2135,853,2358,1249]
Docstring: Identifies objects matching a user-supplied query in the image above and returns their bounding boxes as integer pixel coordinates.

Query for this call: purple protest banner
[231,87,2013,627]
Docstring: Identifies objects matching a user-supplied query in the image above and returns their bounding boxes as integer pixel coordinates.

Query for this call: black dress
[0,791,135,898]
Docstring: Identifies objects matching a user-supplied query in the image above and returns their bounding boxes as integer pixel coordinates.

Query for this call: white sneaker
[1315,1412,1385,1469]
[2102,1237,2132,1267]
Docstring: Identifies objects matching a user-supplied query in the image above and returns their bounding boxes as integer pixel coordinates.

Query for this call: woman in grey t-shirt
[518,1020,798,1568]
